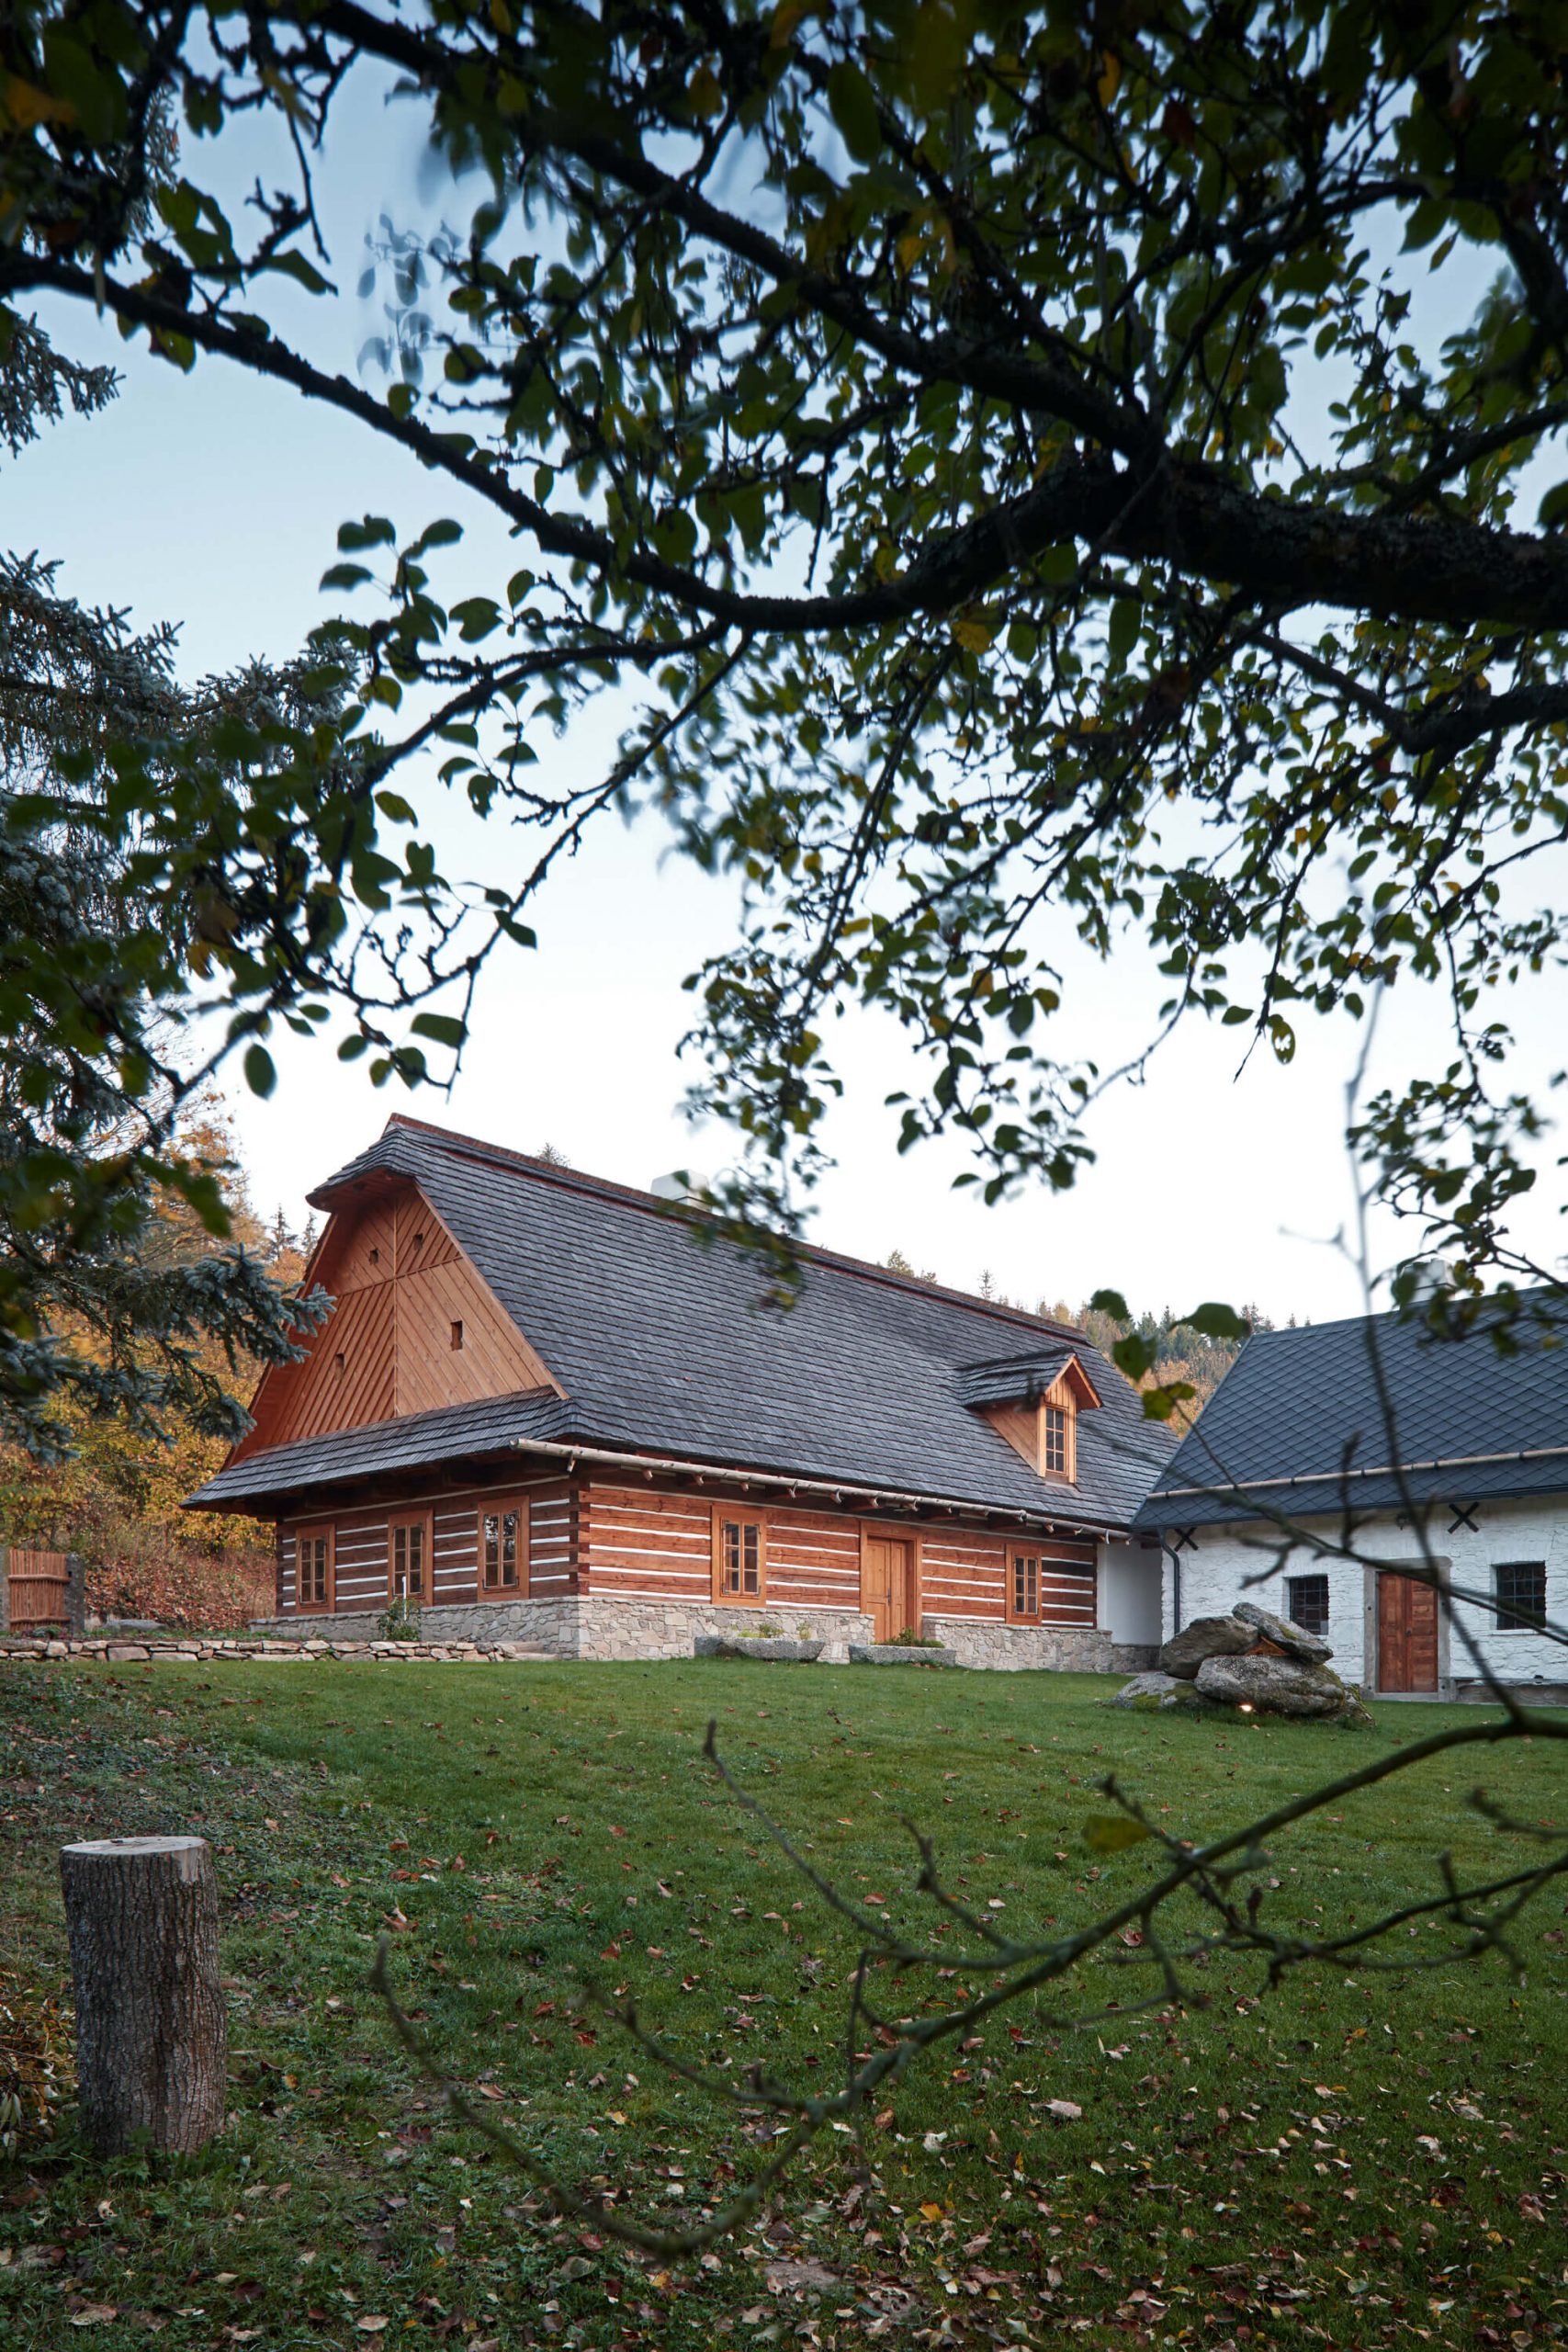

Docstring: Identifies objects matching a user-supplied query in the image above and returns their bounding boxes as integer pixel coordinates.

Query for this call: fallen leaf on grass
[355,2319,390,2335]
[765,2256,840,2295]
[1044,2099,1082,2121]
[68,2307,118,2328]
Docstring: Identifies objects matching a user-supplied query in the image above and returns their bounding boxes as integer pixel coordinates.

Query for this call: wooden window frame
[711,1504,768,1606]
[1036,1387,1077,1483]
[388,1509,434,1607]
[1008,1550,1044,1624]
[296,1521,334,1613]
[480,1496,529,1595]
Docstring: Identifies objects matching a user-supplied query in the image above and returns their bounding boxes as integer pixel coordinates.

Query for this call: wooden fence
[1,1548,79,1635]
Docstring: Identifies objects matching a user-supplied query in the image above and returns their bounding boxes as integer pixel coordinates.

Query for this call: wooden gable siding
[236,1184,554,1462]
[272,1474,580,1615]
[976,1400,1041,1473]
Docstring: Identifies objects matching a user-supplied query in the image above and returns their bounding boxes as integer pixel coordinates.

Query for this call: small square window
[450,1319,464,1351]
[1494,1561,1546,1634]
[1287,1574,1330,1638]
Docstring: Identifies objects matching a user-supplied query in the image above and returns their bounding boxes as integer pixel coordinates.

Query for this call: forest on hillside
[886,1250,1282,1417]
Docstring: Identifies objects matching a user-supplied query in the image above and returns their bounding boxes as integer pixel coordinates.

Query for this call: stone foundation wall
[255,1595,877,1661]
[0,1634,544,1664]
[922,1614,1157,1674]
[565,1598,875,1662]
[256,1598,574,1649]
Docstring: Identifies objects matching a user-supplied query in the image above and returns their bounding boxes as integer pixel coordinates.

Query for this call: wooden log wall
[268,1466,1099,1626]
[271,1475,578,1614]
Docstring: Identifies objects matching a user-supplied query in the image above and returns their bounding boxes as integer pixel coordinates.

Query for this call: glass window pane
[1495,1562,1546,1632]
[1287,1574,1330,1637]
[502,1510,518,1585]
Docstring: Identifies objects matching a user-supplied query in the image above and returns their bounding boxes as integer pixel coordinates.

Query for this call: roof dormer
[959,1348,1102,1484]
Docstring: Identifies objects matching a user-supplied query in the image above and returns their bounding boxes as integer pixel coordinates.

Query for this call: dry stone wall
[922,1614,1156,1673]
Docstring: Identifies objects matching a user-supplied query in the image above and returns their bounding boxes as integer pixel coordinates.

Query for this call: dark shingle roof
[1134,1299,1568,1530]
[954,1350,1080,1408]
[192,1116,1175,1523]
[192,1391,574,1506]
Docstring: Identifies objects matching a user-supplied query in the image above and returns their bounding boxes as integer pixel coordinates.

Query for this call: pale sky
[14,71,1567,1324]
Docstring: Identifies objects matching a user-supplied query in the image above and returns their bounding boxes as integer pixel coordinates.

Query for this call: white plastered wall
[1156,1493,1568,1693]
[1098,1541,1163,1645]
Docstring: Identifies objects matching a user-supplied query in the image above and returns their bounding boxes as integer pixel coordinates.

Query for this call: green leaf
[410,1012,468,1047]
[243,1044,276,1098]
[1088,1287,1131,1322]
[1111,1332,1157,1382]
[1181,1300,1250,1341]
[826,62,881,163]
[1107,597,1141,666]
[1083,1814,1153,1854]
[1538,481,1568,531]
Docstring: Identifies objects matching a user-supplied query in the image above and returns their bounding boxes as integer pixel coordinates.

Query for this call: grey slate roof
[1134,1298,1568,1530]
[190,1115,1175,1524]
[192,1390,574,1507]
[954,1350,1080,1408]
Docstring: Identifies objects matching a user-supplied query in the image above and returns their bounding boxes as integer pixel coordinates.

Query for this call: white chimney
[650,1170,712,1204]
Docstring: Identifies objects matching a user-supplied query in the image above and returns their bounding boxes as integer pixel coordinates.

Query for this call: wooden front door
[389,1513,431,1608]
[862,1535,917,1644]
[1377,1570,1439,1691]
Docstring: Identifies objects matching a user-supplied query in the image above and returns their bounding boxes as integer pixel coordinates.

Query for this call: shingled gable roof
[1133,1295,1568,1531]
[189,1114,1176,1521]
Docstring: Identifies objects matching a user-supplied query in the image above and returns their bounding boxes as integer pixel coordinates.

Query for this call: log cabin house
[187,1116,1172,1667]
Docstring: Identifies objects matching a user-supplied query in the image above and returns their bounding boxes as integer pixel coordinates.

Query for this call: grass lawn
[1,1658,1564,2352]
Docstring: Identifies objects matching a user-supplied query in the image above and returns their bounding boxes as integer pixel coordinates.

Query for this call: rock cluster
[1110,1599,1371,1724]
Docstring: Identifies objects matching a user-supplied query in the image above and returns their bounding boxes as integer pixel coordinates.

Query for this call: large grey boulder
[1108,1670,1201,1712]
[1158,1613,1255,1679]
[1195,1651,1371,1725]
[1233,1599,1332,1665]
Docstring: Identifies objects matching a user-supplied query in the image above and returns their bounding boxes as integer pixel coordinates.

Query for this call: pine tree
[0,313,329,1454]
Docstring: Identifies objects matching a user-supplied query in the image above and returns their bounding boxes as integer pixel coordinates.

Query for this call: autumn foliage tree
[0,1102,307,1625]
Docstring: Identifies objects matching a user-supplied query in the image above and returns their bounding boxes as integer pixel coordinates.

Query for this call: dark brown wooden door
[1377,1571,1439,1691]
[862,1536,917,1643]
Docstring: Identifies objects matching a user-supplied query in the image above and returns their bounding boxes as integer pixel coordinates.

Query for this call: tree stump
[59,1836,227,2154]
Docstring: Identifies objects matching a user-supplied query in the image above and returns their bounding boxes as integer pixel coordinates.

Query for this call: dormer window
[958,1346,1100,1485]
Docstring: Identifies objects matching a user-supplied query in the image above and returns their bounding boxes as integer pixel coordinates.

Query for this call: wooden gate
[1377,1569,1439,1692]
[6,1548,72,1634]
